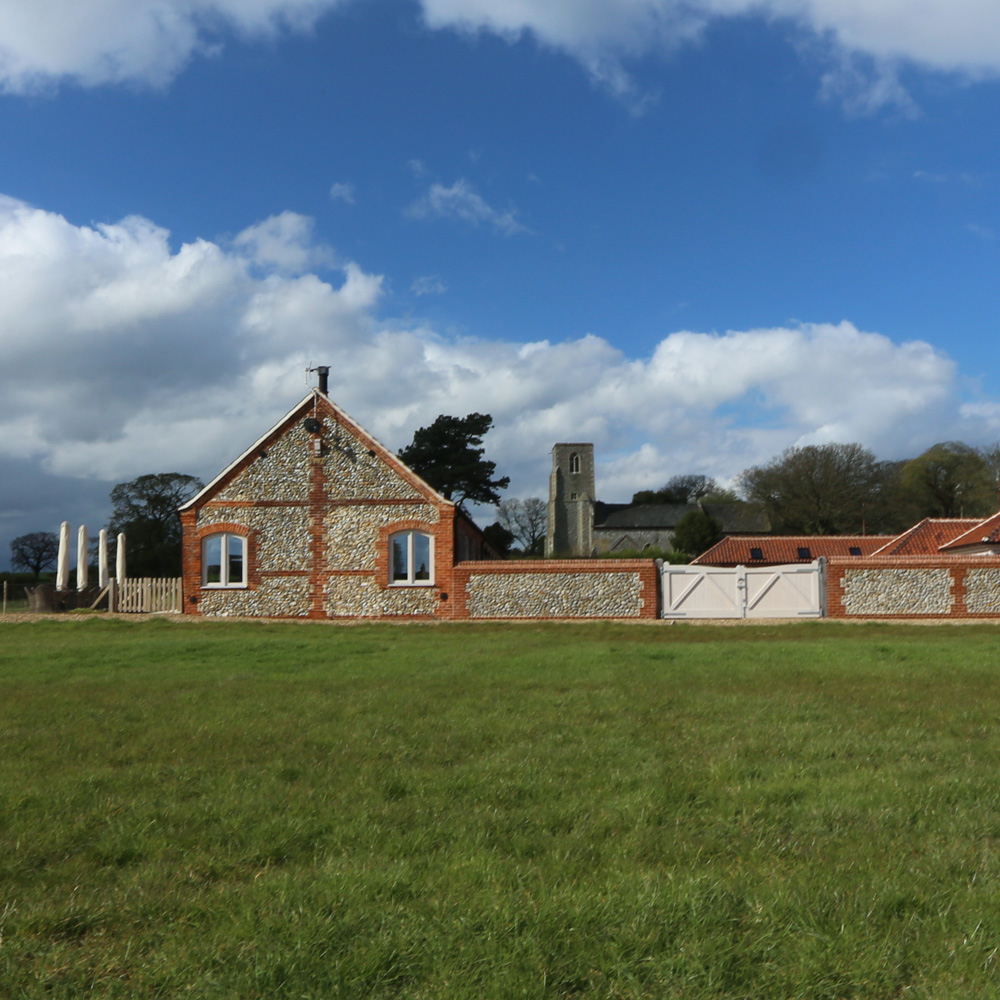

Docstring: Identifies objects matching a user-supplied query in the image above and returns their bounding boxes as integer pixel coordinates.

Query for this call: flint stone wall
[198,504,310,572]
[322,435,423,501]
[198,576,311,617]
[325,503,438,571]
[841,568,953,616]
[467,570,643,618]
[963,568,1000,614]
[215,427,312,503]
[325,576,438,617]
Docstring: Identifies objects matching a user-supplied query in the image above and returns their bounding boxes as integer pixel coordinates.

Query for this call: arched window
[569,452,580,474]
[390,530,433,586]
[202,532,247,588]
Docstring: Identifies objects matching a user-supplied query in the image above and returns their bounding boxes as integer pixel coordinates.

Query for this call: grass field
[3,619,1000,998]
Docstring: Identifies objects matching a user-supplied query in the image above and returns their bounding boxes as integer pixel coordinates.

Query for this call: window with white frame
[390,530,433,585]
[569,452,580,474]
[202,532,247,587]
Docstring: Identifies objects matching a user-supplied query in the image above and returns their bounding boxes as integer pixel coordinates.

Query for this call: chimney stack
[313,365,330,395]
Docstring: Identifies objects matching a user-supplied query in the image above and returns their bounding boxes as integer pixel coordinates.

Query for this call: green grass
[3,619,1000,998]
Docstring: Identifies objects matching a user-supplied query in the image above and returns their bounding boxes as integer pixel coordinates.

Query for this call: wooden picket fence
[115,577,182,614]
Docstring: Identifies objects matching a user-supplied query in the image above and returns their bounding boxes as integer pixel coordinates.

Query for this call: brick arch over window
[196,522,260,588]
[375,520,438,589]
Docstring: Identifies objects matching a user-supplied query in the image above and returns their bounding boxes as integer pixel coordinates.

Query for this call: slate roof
[594,502,692,529]
[593,501,769,534]
[694,535,892,566]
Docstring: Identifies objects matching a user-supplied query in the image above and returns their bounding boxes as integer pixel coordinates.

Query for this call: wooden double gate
[661,560,826,619]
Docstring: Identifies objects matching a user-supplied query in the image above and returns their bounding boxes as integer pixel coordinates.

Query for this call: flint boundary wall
[450,559,659,620]
[827,556,1000,619]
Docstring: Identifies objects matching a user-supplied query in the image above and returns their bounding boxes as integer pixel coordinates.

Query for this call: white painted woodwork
[662,560,825,619]
[77,524,88,591]
[98,528,109,589]
[116,533,127,584]
[57,521,70,591]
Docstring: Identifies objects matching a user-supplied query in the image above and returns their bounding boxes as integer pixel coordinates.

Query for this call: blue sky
[3,0,1000,568]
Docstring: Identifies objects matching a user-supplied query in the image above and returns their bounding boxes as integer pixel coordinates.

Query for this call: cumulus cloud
[406,179,528,236]
[232,211,335,274]
[0,193,992,563]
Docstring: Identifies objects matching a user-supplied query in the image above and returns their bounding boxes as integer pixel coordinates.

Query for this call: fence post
[108,577,118,613]
[2,580,7,614]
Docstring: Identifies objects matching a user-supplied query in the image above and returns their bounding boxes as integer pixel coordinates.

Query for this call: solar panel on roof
[849,546,862,556]
[798,547,811,559]
[750,547,763,560]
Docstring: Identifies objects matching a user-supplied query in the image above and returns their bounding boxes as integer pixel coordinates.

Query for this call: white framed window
[569,452,580,474]
[202,532,247,588]
[390,530,433,586]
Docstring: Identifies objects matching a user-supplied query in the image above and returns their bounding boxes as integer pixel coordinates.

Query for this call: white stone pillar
[98,529,109,589]
[77,524,89,591]
[116,533,127,584]
[56,522,70,591]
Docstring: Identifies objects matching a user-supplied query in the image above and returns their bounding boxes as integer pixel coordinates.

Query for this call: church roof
[593,501,769,534]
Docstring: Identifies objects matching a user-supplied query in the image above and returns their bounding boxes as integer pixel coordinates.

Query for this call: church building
[545,444,770,557]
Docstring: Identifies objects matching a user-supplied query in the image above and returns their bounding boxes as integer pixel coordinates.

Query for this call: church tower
[545,444,595,557]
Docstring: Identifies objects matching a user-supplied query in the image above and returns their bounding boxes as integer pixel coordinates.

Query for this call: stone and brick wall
[451,560,659,619]
[182,393,660,622]
[827,556,1000,618]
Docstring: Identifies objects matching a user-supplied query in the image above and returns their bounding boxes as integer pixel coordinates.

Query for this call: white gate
[661,560,825,619]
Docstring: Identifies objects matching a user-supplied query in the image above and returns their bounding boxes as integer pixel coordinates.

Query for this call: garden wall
[827,557,1000,619]
[450,559,659,620]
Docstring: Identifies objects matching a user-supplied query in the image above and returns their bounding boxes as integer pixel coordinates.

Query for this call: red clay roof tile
[693,535,892,566]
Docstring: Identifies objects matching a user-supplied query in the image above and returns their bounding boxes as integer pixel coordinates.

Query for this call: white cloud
[3,0,1000,112]
[0,0,347,92]
[0,193,994,558]
[412,275,448,296]
[232,211,335,274]
[329,182,356,205]
[420,0,1000,113]
[406,179,528,235]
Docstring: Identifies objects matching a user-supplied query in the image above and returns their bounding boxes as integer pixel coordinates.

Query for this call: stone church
[545,443,770,557]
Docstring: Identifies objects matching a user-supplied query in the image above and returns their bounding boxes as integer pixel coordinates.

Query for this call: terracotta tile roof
[693,535,892,566]
[870,518,980,556]
[940,510,1000,550]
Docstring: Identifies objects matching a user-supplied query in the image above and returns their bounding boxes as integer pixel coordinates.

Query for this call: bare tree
[632,474,719,505]
[498,497,547,554]
[10,531,60,581]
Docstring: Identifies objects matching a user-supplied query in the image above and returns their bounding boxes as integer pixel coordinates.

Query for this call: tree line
[737,440,1000,536]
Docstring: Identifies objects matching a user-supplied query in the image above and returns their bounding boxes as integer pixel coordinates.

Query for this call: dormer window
[569,452,580,474]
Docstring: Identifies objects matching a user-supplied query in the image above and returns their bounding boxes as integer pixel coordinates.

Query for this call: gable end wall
[182,397,458,619]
